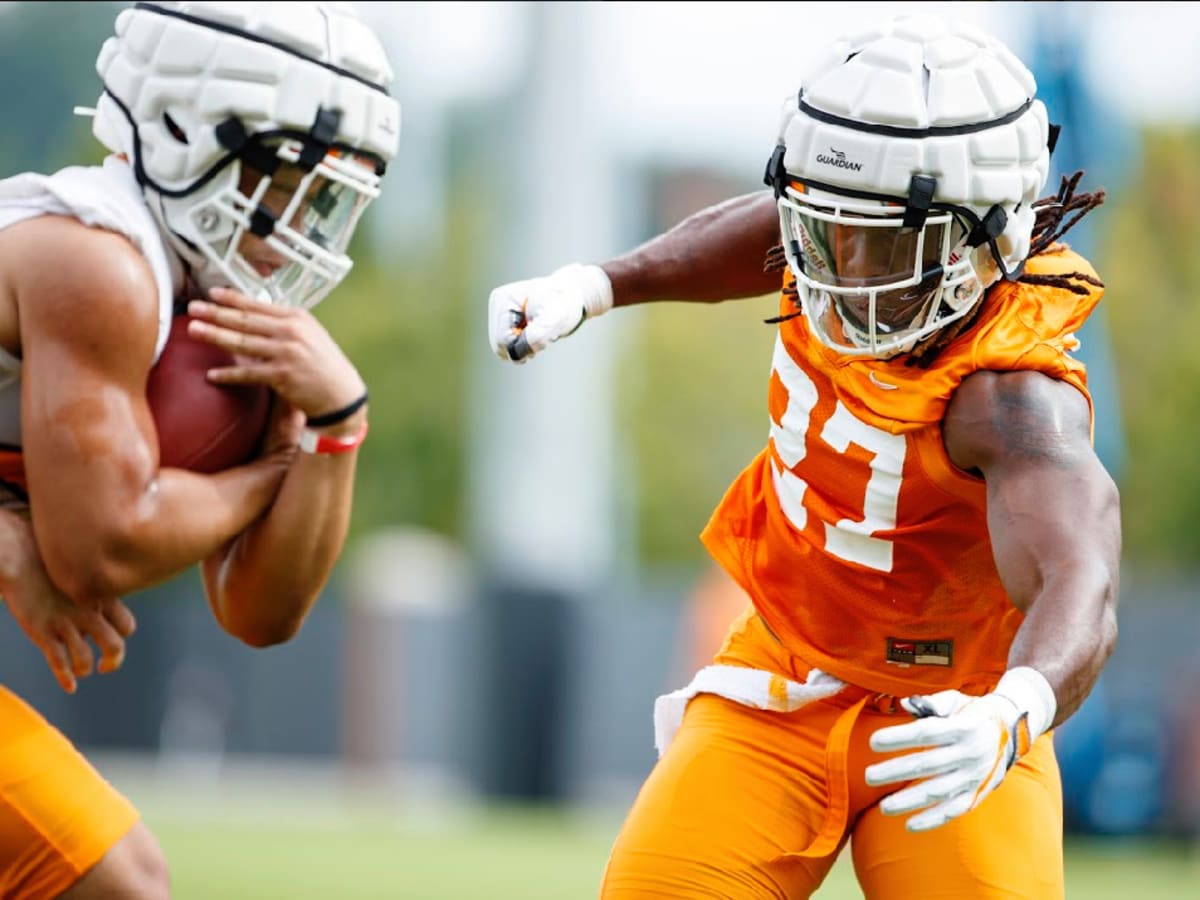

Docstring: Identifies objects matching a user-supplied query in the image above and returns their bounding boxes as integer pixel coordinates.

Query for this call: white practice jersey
[0,155,179,446]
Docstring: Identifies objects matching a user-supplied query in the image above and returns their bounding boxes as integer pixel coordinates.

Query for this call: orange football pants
[0,685,140,899]
[601,610,1064,899]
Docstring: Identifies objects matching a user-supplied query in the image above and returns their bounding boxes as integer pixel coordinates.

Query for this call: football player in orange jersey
[0,3,398,897]
[487,14,1119,899]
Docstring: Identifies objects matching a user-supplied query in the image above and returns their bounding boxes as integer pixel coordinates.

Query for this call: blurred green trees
[0,2,117,178]
[616,296,776,566]
[1099,128,1200,569]
[324,223,472,549]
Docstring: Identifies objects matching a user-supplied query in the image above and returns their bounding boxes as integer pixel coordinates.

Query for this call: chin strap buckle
[763,143,788,199]
[298,106,342,171]
[966,205,1008,248]
[903,175,937,230]
[1047,122,1062,156]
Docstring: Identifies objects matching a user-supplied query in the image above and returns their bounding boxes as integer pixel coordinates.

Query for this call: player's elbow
[230,617,304,649]
[216,596,312,648]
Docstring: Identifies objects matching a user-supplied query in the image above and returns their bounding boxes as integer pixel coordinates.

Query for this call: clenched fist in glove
[487,263,613,363]
[864,666,1057,832]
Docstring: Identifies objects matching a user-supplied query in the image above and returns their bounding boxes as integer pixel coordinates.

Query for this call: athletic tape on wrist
[995,666,1057,739]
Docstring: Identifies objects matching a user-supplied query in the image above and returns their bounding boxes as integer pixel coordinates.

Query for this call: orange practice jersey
[701,246,1104,698]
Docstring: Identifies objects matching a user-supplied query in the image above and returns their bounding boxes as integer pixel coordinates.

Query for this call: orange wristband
[299,420,368,455]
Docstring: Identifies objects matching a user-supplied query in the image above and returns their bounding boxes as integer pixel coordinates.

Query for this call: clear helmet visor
[778,186,979,357]
[187,140,380,308]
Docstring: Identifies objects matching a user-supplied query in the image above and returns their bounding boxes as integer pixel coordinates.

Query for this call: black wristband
[306,391,368,428]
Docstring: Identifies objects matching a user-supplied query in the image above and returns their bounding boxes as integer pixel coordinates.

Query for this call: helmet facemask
[160,138,382,309]
[778,180,1001,358]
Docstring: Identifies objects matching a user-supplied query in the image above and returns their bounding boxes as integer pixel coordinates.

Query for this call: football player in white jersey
[0,4,398,896]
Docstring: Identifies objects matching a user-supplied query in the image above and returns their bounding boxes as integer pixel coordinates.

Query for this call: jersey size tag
[886,638,953,667]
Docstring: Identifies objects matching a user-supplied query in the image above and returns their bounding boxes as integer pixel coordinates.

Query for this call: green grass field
[108,757,1200,899]
[146,812,1200,899]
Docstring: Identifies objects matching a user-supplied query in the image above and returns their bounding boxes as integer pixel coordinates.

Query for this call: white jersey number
[768,337,906,572]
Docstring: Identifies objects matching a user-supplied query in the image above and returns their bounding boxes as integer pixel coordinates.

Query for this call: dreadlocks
[1020,169,1107,293]
[760,170,1107,365]
[761,243,801,326]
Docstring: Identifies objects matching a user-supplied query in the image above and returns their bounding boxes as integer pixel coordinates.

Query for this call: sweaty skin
[600,189,1120,725]
[0,215,287,604]
[0,202,367,648]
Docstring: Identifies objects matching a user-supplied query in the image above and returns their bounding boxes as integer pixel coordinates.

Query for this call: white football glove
[864,667,1057,832]
[487,263,613,363]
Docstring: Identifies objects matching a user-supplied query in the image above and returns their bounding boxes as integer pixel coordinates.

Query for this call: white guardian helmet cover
[92,1,401,308]
[763,14,1056,358]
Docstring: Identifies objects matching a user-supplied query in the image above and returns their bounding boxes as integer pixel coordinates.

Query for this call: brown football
[146,314,272,473]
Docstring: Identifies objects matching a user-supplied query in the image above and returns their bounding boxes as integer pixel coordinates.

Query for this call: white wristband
[551,263,613,320]
[994,666,1058,739]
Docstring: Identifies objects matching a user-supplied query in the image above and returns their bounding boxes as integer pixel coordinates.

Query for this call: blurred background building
[1,2,1199,896]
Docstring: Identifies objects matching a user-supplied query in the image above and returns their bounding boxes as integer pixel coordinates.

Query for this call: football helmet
[92,1,400,308]
[764,15,1054,357]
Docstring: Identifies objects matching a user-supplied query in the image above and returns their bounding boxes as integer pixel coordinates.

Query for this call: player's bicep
[944,370,1119,611]
[22,345,159,507]
[15,219,162,548]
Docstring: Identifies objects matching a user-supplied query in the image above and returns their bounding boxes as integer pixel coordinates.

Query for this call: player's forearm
[39,457,287,605]
[1006,562,1118,729]
[604,190,781,307]
[1004,458,1121,729]
[204,428,359,646]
